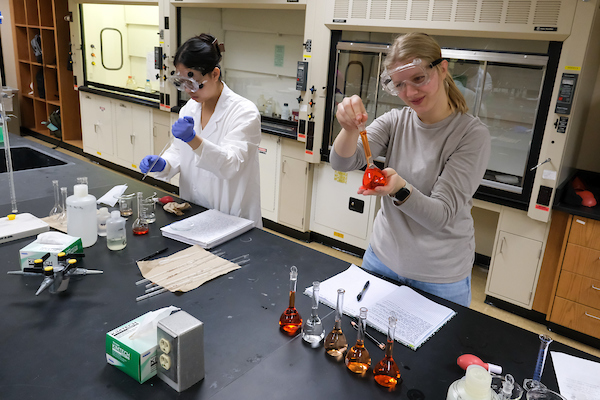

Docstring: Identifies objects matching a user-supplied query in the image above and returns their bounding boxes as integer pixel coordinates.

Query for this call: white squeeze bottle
[106,210,127,251]
[66,184,98,247]
[447,365,500,400]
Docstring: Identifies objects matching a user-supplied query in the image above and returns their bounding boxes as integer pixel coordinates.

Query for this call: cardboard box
[19,234,83,270]
[105,314,158,383]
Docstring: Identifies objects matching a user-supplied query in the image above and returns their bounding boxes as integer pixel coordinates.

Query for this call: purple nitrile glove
[172,116,196,143]
[140,155,166,174]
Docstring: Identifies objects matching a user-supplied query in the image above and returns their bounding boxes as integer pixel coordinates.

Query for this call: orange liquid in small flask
[279,266,302,335]
[132,192,149,235]
[345,307,371,374]
[373,314,402,388]
[359,123,387,190]
[324,288,348,359]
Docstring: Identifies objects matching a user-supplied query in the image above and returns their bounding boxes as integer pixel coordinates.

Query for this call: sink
[0,146,68,173]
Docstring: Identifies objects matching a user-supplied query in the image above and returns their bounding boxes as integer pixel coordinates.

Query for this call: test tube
[532,334,553,382]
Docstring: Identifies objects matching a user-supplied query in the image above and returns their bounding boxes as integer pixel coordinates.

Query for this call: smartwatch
[389,181,412,206]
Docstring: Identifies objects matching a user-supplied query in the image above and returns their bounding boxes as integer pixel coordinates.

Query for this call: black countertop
[1,134,599,399]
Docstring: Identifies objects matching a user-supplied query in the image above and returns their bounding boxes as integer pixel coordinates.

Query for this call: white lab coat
[155,83,263,228]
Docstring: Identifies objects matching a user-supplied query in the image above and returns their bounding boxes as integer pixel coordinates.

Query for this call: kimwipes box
[106,307,179,383]
[19,233,83,270]
[106,314,158,383]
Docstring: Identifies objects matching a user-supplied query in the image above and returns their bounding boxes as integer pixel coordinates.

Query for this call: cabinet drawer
[556,271,600,309]
[550,297,600,340]
[562,243,600,280]
[568,217,600,250]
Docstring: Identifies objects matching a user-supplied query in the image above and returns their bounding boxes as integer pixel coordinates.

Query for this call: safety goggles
[168,74,208,92]
[380,58,443,96]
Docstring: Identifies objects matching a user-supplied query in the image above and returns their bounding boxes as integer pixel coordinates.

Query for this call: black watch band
[389,182,412,206]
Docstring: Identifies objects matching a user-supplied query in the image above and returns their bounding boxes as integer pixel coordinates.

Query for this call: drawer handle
[585,312,600,321]
[592,285,600,291]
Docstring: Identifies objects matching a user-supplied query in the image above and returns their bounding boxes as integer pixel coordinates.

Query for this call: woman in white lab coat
[140,34,262,227]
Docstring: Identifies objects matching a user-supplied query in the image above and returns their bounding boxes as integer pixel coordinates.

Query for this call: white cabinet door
[80,93,113,157]
[486,231,543,308]
[279,155,309,230]
[131,106,152,170]
[258,134,281,221]
[114,101,134,167]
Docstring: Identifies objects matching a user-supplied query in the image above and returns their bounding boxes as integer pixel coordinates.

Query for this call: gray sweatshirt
[330,107,491,283]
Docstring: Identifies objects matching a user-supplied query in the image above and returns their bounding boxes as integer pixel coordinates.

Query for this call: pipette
[1,88,18,213]
[141,137,173,181]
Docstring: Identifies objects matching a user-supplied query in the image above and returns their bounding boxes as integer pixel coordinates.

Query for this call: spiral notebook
[160,209,254,249]
[304,264,456,350]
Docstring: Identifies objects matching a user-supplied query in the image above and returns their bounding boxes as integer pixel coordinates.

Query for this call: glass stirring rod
[141,137,173,181]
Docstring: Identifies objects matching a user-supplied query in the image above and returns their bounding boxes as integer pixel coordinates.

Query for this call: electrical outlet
[159,338,171,354]
[159,354,171,370]
[157,311,204,392]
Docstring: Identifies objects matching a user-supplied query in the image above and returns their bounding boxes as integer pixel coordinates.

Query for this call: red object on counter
[457,354,502,374]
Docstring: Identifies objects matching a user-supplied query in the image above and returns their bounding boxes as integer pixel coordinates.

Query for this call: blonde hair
[384,32,468,114]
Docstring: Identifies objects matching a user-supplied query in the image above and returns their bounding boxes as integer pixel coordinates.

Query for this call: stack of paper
[305,264,456,350]
[161,209,254,249]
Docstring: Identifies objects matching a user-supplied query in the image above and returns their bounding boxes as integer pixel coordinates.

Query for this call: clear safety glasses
[168,75,208,92]
[380,58,443,96]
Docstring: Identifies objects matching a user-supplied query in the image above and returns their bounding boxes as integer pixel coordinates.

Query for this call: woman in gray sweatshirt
[330,32,491,307]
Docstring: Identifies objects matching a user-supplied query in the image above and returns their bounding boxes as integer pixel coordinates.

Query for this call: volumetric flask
[324,288,347,359]
[279,266,302,335]
[345,307,371,374]
[119,193,135,217]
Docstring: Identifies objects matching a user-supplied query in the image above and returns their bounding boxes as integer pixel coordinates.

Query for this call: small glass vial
[302,281,325,347]
[49,180,63,220]
[324,288,348,358]
[279,266,302,335]
[373,314,401,388]
[106,210,127,251]
[97,207,111,237]
[345,307,371,374]
[132,192,149,235]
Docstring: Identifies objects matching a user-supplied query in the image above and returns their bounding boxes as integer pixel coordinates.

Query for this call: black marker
[136,247,168,262]
[357,280,370,301]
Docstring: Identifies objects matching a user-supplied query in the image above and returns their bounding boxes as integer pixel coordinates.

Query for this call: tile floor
[26,135,600,360]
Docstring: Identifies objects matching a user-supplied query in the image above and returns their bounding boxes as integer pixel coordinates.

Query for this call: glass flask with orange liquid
[358,123,387,190]
[345,307,371,374]
[373,314,402,388]
[132,192,149,235]
[279,266,302,335]
[324,288,348,359]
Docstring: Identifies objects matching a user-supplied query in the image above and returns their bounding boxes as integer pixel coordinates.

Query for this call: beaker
[324,288,348,359]
[140,196,156,223]
[345,307,371,374]
[119,193,136,217]
[132,192,149,235]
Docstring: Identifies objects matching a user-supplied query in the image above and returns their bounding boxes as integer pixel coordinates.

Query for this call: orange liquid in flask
[359,130,387,190]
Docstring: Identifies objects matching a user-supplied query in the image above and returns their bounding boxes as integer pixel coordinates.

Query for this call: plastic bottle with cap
[281,103,290,121]
[97,207,111,237]
[447,364,500,400]
[66,183,98,247]
[106,210,127,251]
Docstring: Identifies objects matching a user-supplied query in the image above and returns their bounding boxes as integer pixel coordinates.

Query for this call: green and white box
[106,314,158,383]
[19,233,83,270]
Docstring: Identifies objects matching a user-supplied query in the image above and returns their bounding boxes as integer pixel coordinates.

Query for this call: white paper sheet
[551,351,600,400]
